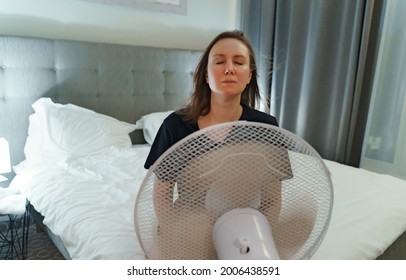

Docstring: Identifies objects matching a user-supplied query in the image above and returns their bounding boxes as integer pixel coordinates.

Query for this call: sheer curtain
[240,0,384,165]
[360,0,406,179]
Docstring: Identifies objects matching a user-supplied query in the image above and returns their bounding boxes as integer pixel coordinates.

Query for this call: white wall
[0,0,240,50]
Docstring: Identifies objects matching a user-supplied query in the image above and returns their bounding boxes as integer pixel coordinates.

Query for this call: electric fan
[134,121,333,260]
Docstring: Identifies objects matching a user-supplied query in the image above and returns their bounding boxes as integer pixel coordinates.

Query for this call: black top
[144,105,279,169]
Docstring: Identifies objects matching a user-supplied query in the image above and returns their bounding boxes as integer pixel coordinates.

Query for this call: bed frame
[0,36,404,259]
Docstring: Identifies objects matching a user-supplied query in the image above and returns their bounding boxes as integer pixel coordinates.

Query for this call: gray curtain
[241,0,385,165]
[240,0,276,113]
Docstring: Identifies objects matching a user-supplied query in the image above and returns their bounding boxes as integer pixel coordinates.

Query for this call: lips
[222,79,237,83]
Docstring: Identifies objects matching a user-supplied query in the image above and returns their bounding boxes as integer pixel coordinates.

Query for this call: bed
[1,36,406,260]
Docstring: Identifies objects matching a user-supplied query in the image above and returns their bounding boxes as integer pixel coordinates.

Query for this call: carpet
[26,223,65,260]
[1,216,65,260]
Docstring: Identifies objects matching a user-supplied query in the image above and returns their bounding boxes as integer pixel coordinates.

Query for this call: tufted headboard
[0,36,203,180]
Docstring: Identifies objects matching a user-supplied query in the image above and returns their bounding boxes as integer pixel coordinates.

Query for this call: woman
[144,30,290,259]
[144,30,279,169]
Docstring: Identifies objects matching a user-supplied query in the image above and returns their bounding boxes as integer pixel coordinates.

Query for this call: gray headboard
[0,36,203,180]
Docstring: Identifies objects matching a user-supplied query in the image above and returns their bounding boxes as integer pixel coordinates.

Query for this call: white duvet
[10,145,150,260]
[8,145,406,260]
[313,160,406,259]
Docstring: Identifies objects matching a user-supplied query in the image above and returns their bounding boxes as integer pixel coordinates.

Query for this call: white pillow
[24,98,136,162]
[134,111,173,145]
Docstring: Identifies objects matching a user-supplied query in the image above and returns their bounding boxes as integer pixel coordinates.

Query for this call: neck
[198,97,242,129]
[211,102,242,122]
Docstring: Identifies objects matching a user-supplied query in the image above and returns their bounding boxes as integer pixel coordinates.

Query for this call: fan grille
[135,121,333,259]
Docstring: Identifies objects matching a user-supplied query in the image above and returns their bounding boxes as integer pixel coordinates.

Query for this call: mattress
[8,145,406,260]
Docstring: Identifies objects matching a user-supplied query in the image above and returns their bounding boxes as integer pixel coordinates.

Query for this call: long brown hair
[178,30,260,124]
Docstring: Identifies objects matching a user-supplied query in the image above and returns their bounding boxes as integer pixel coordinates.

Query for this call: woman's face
[206,38,252,99]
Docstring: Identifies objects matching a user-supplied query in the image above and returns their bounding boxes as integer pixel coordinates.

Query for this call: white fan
[134,121,333,259]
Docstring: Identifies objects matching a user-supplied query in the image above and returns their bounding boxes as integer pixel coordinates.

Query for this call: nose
[224,63,235,75]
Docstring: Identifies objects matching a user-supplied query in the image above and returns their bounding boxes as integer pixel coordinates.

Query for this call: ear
[247,71,252,84]
[205,71,209,83]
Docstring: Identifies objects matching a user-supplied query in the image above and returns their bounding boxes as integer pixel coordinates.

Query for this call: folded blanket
[0,188,26,215]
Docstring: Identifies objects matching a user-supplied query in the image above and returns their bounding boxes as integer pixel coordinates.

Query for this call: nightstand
[0,198,30,260]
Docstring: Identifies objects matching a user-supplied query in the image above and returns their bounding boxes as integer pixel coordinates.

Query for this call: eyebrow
[212,54,247,59]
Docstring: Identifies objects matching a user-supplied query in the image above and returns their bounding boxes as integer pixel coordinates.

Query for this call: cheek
[206,68,220,83]
[240,70,252,84]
